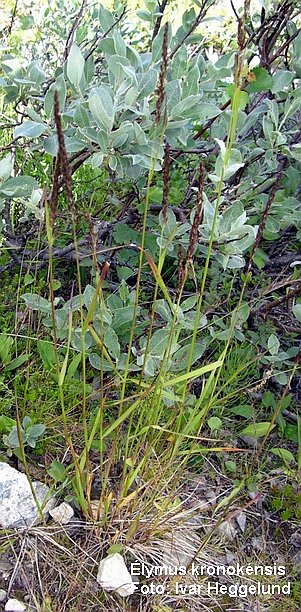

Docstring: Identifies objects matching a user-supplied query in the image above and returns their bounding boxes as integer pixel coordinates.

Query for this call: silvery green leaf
[138,68,158,99]
[201,197,215,228]
[267,99,279,126]
[89,86,114,131]
[155,299,172,321]
[0,153,13,181]
[44,74,66,118]
[176,128,188,146]
[170,95,201,118]
[44,135,58,155]
[143,355,156,377]
[166,80,182,110]
[64,136,86,153]
[72,328,93,351]
[172,342,206,372]
[67,44,85,86]
[94,303,112,326]
[289,144,301,161]
[268,333,280,356]
[104,327,120,360]
[226,255,245,268]
[3,85,20,104]
[22,415,32,429]
[85,55,95,84]
[292,303,301,322]
[166,119,189,129]
[83,284,97,310]
[124,86,138,106]
[149,328,170,357]
[108,155,117,170]
[171,45,188,79]
[108,54,131,87]
[89,352,112,371]
[224,163,244,180]
[112,304,138,330]
[62,295,81,311]
[8,426,24,448]
[181,296,197,311]
[159,207,177,230]
[234,226,256,251]
[197,102,221,122]
[183,64,200,97]
[28,60,45,85]
[145,0,156,10]
[137,9,152,21]
[98,3,115,30]
[98,38,115,55]
[239,104,266,135]
[24,107,44,123]
[90,152,104,168]
[113,29,127,57]
[110,124,130,148]
[215,138,226,158]
[80,128,108,151]
[181,311,207,330]
[221,202,244,232]
[21,293,51,313]
[27,423,46,438]
[0,175,38,197]
[131,154,161,171]
[74,102,90,127]
[231,303,250,327]
[14,121,47,138]
[122,65,138,87]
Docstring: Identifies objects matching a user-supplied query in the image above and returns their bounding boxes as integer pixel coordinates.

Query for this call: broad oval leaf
[14,121,47,139]
[89,86,114,131]
[67,44,85,87]
[0,153,13,181]
[104,327,120,361]
[270,447,295,463]
[240,422,275,438]
[21,292,51,313]
[0,176,39,198]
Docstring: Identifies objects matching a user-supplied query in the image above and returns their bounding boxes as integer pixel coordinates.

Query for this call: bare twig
[85,7,127,61]
[245,171,283,275]
[64,0,88,61]
[169,0,215,60]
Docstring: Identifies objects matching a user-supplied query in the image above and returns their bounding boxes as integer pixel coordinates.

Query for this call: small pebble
[5,598,26,611]
[49,501,74,525]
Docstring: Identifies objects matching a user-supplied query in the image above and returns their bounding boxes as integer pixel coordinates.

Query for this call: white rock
[49,502,74,524]
[0,463,56,528]
[5,599,26,611]
[97,553,137,597]
[0,589,7,602]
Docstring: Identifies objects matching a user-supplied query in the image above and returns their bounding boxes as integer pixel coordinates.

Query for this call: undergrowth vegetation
[0,0,301,610]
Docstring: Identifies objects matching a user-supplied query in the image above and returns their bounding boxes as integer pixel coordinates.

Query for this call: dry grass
[1,465,300,612]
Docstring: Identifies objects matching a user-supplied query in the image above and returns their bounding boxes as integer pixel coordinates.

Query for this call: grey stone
[0,589,7,602]
[0,462,55,528]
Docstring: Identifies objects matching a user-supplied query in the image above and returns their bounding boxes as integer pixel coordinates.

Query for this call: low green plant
[1,414,45,458]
